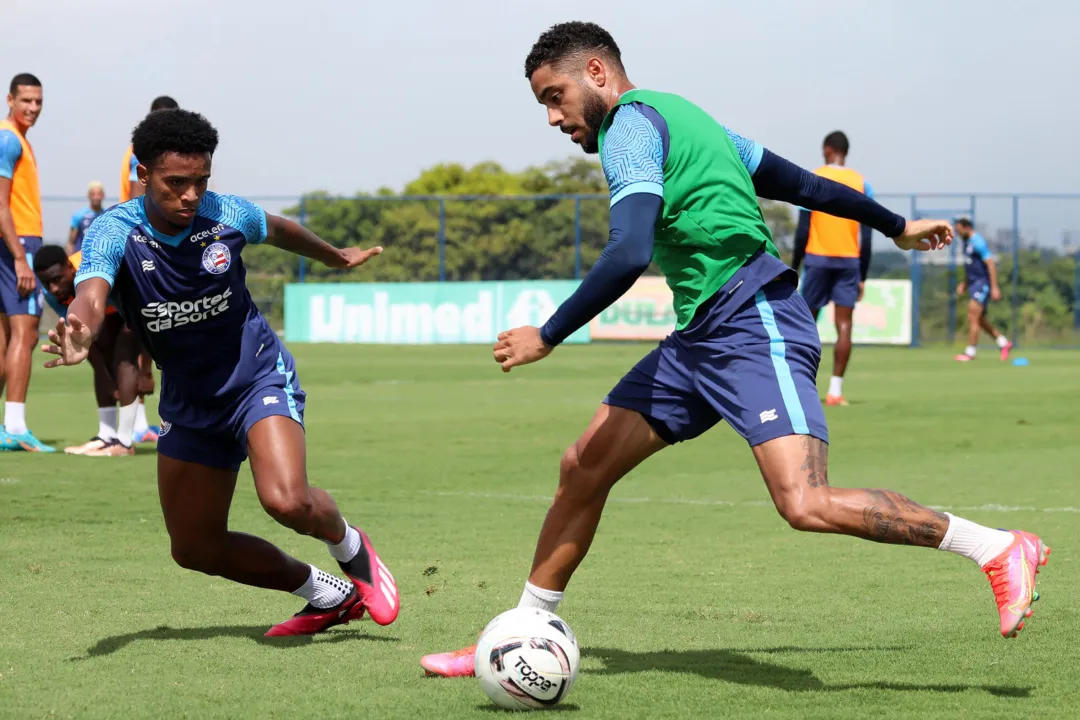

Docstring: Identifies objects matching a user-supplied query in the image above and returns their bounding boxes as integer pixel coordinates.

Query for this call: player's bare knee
[260,485,315,529]
[557,444,611,502]
[774,490,831,532]
[170,542,222,575]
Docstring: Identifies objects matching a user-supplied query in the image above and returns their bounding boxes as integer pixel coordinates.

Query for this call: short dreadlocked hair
[131,109,218,168]
[524,22,624,79]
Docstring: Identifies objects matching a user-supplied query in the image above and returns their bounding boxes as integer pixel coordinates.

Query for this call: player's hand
[493,326,552,372]
[956,283,966,297]
[40,314,92,368]
[892,219,953,252]
[858,282,865,302]
[14,257,35,297]
[332,246,384,269]
[991,285,1002,301]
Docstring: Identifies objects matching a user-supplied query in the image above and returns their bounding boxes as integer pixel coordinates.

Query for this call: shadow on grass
[71,624,398,660]
[584,646,1032,698]
[474,705,581,713]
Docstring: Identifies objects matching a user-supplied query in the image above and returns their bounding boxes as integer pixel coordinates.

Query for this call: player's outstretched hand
[333,246,384,269]
[893,219,953,252]
[493,326,552,372]
[40,314,92,368]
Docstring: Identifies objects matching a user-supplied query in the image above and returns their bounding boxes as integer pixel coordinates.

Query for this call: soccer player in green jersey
[422,23,1049,676]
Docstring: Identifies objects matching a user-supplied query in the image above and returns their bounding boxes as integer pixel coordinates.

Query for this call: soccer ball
[475,607,580,711]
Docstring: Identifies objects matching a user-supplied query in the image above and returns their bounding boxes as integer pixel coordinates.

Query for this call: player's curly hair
[524,22,624,79]
[32,244,69,273]
[131,109,218,168]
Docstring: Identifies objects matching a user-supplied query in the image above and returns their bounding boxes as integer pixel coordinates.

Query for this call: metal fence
[41,192,1080,346]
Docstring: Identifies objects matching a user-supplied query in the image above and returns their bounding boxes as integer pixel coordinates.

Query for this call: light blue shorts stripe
[754,290,810,435]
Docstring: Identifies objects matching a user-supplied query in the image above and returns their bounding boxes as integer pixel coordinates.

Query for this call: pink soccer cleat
[982,530,1050,638]
[265,588,365,637]
[338,529,400,626]
[954,353,974,362]
[421,644,477,677]
[999,341,1014,362]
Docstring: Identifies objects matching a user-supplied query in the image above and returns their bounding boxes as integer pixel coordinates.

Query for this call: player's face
[531,63,610,155]
[141,152,211,230]
[37,262,75,303]
[957,225,972,239]
[6,85,43,130]
[88,187,105,209]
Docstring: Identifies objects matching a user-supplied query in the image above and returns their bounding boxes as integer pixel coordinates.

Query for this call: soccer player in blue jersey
[67,181,106,255]
[42,109,401,636]
[422,22,1049,677]
[953,218,1011,362]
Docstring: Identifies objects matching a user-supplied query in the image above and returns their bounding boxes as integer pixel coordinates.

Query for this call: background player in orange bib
[792,131,873,406]
[0,73,51,452]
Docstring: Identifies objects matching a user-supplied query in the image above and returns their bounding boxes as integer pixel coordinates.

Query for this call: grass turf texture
[1,344,1078,719]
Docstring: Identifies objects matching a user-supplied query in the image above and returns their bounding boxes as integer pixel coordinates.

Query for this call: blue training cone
[1012,357,1029,367]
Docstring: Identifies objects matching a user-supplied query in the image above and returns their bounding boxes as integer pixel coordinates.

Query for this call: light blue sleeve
[863,181,874,200]
[75,214,128,288]
[202,192,269,245]
[70,208,85,229]
[971,234,992,260]
[723,128,764,175]
[128,153,139,183]
[601,105,665,208]
[0,130,22,180]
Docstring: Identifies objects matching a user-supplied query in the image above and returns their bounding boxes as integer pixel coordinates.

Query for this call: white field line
[422,490,1080,514]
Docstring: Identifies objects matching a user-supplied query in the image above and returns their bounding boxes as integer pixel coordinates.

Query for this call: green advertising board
[284,281,589,344]
[815,279,912,345]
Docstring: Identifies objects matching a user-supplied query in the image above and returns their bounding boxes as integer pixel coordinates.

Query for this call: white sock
[828,376,843,397]
[117,400,138,448]
[937,513,1014,567]
[133,400,149,434]
[327,523,362,562]
[518,582,564,613]
[965,345,977,357]
[292,565,352,609]
[98,407,118,441]
[996,335,1010,349]
[4,402,26,435]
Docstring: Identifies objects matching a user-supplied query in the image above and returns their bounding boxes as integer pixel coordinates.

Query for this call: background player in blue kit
[67,181,105,255]
[42,109,401,636]
[954,217,1011,362]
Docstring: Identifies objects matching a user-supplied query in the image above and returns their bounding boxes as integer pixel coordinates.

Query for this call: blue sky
[6,0,1079,242]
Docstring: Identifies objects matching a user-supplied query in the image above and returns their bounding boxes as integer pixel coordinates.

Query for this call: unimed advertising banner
[815,279,912,345]
[284,281,589,344]
[591,276,913,345]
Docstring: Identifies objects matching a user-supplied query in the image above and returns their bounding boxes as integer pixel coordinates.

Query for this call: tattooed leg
[752,434,950,548]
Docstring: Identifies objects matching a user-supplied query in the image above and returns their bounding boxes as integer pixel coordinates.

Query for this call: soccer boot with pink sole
[982,530,1050,638]
[265,588,365,637]
[421,644,478,677]
[338,528,400,626]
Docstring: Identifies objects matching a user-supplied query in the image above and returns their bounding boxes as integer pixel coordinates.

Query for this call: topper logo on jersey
[141,288,232,332]
[202,242,232,275]
[189,224,226,243]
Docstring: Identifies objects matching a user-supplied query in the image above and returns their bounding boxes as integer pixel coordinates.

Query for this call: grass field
[2,344,1078,719]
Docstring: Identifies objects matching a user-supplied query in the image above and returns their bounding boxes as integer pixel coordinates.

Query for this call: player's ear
[136,164,148,187]
[586,57,607,88]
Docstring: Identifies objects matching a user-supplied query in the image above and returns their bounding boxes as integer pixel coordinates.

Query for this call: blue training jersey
[963,233,992,286]
[70,207,101,253]
[75,192,283,428]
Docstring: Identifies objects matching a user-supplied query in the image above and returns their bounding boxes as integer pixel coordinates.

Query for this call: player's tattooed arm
[263,214,382,270]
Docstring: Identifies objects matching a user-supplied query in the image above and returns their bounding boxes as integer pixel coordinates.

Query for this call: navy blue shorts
[0,236,44,316]
[800,265,860,311]
[605,279,828,447]
[968,282,991,308]
[157,353,306,472]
